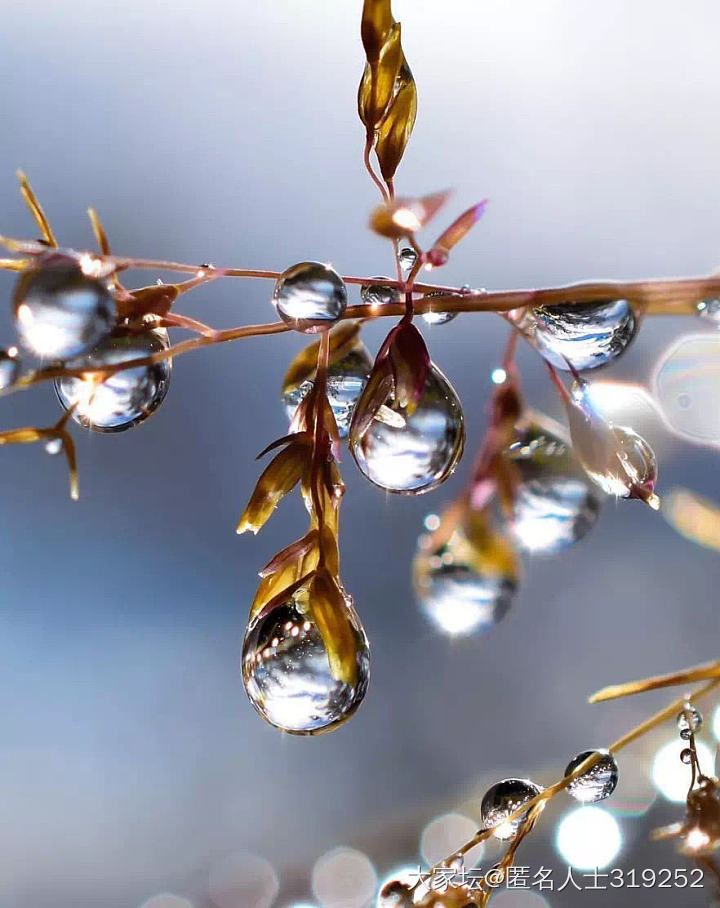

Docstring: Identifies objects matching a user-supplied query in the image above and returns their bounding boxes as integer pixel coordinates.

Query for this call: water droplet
[420,290,458,326]
[360,278,401,308]
[584,424,656,498]
[696,299,720,323]
[398,247,418,276]
[273,262,347,333]
[506,421,602,554]
[0,347,21,390]
[654,334,720,444]
[44,437,62,456]
[677,704,703,740]
[242,598,370,735]
[283,345,372,438]
[350,364,464,494]
[517,299,636,371]
[13,259,116,360]
[567,382,658,505]
[481,778,544,840]
[413,533,515,636]
[564,749,619,803]
[55,329,172,432]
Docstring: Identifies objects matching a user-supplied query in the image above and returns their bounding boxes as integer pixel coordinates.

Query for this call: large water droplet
[273,262,347,334]
[564,749,619,804]
[516,299,637,371]
[54,328,172,432]
[282,344,373,438]
[413,532,515,636]
[481,778,544,840]
[350,364,465,494]
[242,598,370,735]
[13,259,116,360]
[506,420,602,554]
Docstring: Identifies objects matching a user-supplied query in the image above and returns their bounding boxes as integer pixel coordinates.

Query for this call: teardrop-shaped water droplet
[273,262,347,334]
[283,344,373,438]
[566,382,658,506]
[54,328,172,432]
[481,778,544,840]
[516,299,637,371]
[13,258,116,360]
[398,247,418,276]
[242,598,370,735]
[350,364,465,494]
[506,420,602,554]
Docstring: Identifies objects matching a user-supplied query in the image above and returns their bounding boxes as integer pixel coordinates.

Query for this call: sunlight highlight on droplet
[555,806,622,870]
[209,853,279,908]
[651,739,714,802]
[312,847,377,908]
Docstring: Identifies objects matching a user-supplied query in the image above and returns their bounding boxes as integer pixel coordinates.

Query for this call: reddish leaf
[428,200,488,267]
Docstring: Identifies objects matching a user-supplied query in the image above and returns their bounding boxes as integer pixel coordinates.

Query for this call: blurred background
[1,1,720,906]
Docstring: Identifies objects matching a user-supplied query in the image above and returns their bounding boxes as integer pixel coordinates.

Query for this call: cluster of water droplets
[242,594,370,735]
[7,254,175,432]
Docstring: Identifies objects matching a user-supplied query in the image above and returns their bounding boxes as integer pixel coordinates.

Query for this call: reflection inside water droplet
[506,421,602,554]
[350,364,464,494]
[516,299,636,371]
[273,262,347,333]
[413,529,516,636]
[55,329,172,432]
[282,345,372,438]
[242,599,369,735]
